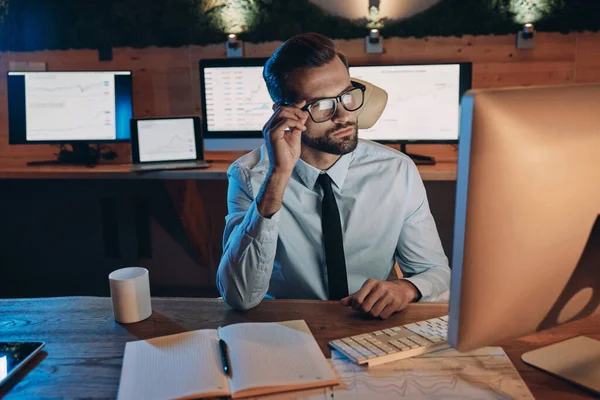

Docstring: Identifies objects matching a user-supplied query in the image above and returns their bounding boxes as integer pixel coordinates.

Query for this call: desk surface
[1,297,596,399]
[0,161,457,181]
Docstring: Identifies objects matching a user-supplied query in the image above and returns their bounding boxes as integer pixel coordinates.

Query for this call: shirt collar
[294,152,353,191]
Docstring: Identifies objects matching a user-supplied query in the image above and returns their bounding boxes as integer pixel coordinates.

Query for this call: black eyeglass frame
[295,80,367,123]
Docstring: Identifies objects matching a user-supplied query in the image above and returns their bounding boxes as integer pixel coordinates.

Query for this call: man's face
[289,57,359,155]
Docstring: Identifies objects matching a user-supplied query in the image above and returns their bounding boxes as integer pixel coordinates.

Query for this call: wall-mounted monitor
[199,58,270,151]
[7,70,133,144]
[349,63,472,143]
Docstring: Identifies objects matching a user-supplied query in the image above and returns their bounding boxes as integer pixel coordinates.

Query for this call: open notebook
[117,320,339,399]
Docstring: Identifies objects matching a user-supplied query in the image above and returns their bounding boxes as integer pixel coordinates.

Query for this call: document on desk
[249,347,534,400]
[117,320,339,400]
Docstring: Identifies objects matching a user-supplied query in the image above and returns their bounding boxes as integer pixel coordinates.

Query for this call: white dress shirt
[217,139,451,310]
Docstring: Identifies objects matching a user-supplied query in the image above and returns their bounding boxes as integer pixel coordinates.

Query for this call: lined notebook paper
[117,320,338,400]
[220,320,338,396]
[117,330,230,399]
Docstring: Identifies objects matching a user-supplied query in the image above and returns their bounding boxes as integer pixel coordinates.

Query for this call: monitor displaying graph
[200,58,272,138]
[7,71,133,144]
[349,63,471,142]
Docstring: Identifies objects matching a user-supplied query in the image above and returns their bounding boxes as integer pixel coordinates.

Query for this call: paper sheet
[219,320,338,395]
[249,347,535,400]
[117,330,230,400]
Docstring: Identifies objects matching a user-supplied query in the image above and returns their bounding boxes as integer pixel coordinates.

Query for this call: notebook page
[117,330,230,400]
[219,320,338,396]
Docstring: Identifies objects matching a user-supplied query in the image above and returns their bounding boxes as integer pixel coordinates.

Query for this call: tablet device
[0,342,45,387]
[130,116,209,171]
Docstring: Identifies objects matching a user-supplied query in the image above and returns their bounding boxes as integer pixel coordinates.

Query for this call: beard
[301,122,359,155]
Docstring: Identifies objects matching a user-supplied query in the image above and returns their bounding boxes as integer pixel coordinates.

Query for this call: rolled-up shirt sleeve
[216,164,280,310]
[395,162,451,302]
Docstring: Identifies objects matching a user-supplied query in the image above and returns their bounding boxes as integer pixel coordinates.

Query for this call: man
[217,33,450,318]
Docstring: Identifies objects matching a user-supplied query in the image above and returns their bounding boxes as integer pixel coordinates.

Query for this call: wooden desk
[0,161,232,180]
[0,144,458,181]
[0,161,457,181]
[0,297,597,399]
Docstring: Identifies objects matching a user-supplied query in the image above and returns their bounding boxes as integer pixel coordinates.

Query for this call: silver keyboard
[329,315,450,367]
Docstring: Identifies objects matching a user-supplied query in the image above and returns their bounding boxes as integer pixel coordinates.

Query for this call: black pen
[219,338,232,377]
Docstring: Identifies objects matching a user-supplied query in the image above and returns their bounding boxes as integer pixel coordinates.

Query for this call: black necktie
[317,173,349,300]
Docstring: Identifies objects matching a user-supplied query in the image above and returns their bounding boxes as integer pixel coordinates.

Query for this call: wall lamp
[226,33,243,58]
[516,23,535,50]
[365,28,383,54]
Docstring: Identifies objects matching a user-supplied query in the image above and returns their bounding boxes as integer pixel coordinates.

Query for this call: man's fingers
[369,296,392,318]
[290,100,307,119]
[269,118,306,138]
[353,278,378,305]
[379,302,398,320]
[280,102,308,121]
[264,107,307,133]
[356,279,384,310]
[360,288,384,314]
[342,280,415,319]
[273,114,308,134]
[270,110,303,128]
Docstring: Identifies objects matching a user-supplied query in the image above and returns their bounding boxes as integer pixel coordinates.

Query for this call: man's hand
[340,278,420,319]
[256,101,308,218]
[263,101,308,175]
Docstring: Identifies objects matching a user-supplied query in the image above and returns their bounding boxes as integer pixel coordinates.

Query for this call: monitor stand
[522,336,600,395]
[27,144,102,167]
[400,144,436,165]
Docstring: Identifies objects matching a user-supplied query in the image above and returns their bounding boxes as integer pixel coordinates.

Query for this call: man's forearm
[217,200,281,310]
[257,169,292,218]
[217,169,289,310]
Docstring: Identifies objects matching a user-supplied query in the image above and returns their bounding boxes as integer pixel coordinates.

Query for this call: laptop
[130,116,209,171]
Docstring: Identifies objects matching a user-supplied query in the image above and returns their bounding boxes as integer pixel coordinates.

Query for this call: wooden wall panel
[474,61,575,88]
[575,32,600,83]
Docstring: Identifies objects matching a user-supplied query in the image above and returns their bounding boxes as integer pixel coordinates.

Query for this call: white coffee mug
[108,267,152,324]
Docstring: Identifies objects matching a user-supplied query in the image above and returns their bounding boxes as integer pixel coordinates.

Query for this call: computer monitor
[448,83,600,392]
[349,63,472,164]
[199,58,269,151]
[7,70,133,164]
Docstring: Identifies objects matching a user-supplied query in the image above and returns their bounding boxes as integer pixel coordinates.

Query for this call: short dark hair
[263,32,348,105]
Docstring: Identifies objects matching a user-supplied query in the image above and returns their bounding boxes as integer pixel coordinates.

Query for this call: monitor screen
[136,118,197,163]
[349,63,471,142]
[200,58,272,138]
[7,71,133,144]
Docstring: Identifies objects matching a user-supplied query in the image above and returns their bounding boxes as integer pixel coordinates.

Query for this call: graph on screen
[137,118,197,162]
[350,64,461,141]
[24,72,118,141]
[203,66,273,132]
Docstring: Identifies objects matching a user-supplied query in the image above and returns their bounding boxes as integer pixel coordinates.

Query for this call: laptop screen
[136,118,197,162]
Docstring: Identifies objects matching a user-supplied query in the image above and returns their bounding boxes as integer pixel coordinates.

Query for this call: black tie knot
[317,173,333,192]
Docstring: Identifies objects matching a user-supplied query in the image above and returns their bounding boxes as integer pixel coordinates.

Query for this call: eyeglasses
[300,81,366,123]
